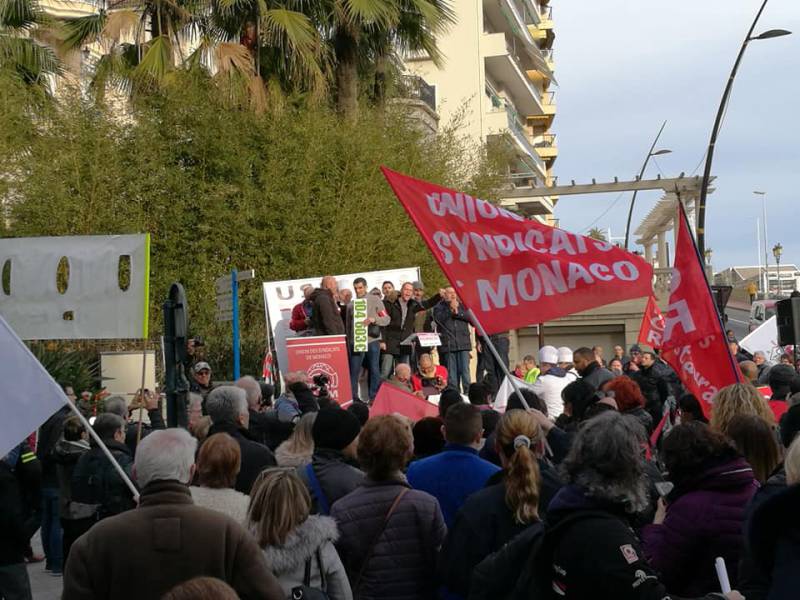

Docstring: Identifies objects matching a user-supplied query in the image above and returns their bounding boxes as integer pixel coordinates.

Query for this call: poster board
[286,335,352,404]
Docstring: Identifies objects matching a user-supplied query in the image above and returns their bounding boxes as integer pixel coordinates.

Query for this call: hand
[145,390,159,411]
[362,317,373,326]
[415,391,425,399]
[653,497,667,525]
[628,363,639,372]
[380,342,386,351]
[528,408,554,432]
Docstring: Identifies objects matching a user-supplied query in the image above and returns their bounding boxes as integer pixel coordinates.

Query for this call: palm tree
[0,0,62,88]
[588,227,607,242]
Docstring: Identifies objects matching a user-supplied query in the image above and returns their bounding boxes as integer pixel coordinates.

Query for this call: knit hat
[539,345,559,365]
[312,407,361,451]
[557,347,573,363]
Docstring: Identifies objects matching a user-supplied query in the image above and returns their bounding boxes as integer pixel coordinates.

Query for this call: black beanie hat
[312,407,361,451]
[770,365,797,398]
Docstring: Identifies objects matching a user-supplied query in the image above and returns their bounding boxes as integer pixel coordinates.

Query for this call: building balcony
[482,32,544,117]
[483,95,546,178]
[533,133,558,162]
[539,4,553,29]
[391,75,439,137]
[499,183,554,217]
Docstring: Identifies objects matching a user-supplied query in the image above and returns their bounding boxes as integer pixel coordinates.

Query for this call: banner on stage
[381,167,653,335]
[371,383,439,421]
[286,335,352,404]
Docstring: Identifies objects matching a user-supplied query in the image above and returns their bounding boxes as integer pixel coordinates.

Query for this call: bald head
[321,276,338,292]
[739,360,758,383]
[394,363,411,382]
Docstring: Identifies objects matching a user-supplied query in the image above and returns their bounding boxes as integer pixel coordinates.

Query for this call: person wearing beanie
[624,344,643,374]
[297,408,364,515]
[556,347,578,381]
[531,346,571,419]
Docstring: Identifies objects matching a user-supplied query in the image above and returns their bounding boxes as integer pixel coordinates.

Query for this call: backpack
[71,448,134,519]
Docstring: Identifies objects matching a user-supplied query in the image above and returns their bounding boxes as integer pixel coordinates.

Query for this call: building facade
[405,0,557,223]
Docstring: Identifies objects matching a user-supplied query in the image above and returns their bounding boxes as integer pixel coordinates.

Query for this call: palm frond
[214,40,253,76]
[0,0,43,30]
[0,34,62,83]
[61,12,107,52]
[104,9,140,43]
[343,0,398,27]
[132,34,172,87]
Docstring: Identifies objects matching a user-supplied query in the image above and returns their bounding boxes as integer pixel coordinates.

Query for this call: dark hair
[63,415,85,441]
[508,389,546,415]
[347,401,370,427]
[163,577,238,600]
[603,377,645,412]
[382,280,394,288]
[726,414,780,484]
[481,409,501,438]
[678,393,708,424]
[357,416,412,479]
[438,388,462,419]
[412,417,445,458]
[353,277,367,287]
[468,382,489,406]
[562,379,597,421]
[662,422,737,486]
[93,413,125,441]
[573,347,594,362]
[444,402,482,445]
[259,383,274,407]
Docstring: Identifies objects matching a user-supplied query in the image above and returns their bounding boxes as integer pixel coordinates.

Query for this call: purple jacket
[640,456,758,596]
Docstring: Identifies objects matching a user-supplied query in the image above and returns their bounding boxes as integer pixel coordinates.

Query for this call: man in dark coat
[382,282,441,371]
[205,386,276,494]
[572,347,614,391]
[309,276,345,336]
[63,429,284,600]
[633,351,680,423]
[433,287,473,393]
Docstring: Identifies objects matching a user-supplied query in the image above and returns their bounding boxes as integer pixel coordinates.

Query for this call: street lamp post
[773,243,783,297]
[695,0,791,257]
[623,121,672,249]
[755,191,769,295]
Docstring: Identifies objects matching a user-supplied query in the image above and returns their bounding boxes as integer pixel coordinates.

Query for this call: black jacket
[124,408,166,455]
[432,301,472,353]
[0,444,42,566]
[71,438,136,519]
[206,422,277,494]
[309,288,345,336]
[54,439,91,520]
[383,292,441,356]
[634,361,680,423]
[37,405,71,487]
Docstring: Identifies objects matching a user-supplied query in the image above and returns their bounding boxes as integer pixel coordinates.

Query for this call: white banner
[493,374,538,413]
[263,267,420,373]
[740,316,784,362]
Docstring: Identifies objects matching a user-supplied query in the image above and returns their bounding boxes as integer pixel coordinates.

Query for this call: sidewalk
[28,532,63,600]
[727,299,751,311]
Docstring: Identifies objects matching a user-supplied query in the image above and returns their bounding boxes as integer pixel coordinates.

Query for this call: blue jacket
[407,444,500,528]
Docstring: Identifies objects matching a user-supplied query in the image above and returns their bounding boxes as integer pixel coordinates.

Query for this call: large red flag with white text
[381,167,654,334]
[660,203,741,412]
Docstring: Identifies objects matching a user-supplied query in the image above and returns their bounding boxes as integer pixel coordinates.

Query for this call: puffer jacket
[432,301,472,353]
[297,448,365,515]
[54,438,93,520]
[259,515,352,600]
[330,478,446,600]
[640,456,758,597]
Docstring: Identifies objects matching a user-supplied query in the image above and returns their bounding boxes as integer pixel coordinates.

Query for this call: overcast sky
[552,0,800,271]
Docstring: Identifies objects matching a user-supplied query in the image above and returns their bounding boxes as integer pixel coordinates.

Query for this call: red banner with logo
[639,295,666,349]
[660,204,741,413]
[381,167,654,335]
[286,335,352,405]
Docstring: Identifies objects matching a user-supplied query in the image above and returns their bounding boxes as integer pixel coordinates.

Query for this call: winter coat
[747,482,800,600]
[383,292,441,356]
[290,300,313,333]
[406,444,500,528]
[331,478,446,600]
[275,440,313,468]
[623,406,655,435]
[298,448,365,514]
[189,486,250,523]
[578,362,614,391]
[432,301,473,354]
[411,365,449,392]
[37,405,71,488]
[310,288,345,336]
[531,367,571,419]
[469,522,544,600]
[259,515,352,600]
[205,422,277,494]
[346,294,391,346]
[71,438,136,519]
[0,444,42,566]
[640,456,758,597]
[62,481,284,600]
[634,361,680,423]
[54,438,93,521]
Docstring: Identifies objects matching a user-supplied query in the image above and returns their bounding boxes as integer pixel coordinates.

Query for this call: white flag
[0,315,67,458]
[493,375,538,413]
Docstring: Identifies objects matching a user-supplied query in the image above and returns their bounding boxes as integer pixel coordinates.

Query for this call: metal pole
[538,323,545,348]
[624,120,668,250]
[776,256,781,298]
[232,269,241,380]
[762,194,770,296]
[756,217,762,295]
[697,0,771,256]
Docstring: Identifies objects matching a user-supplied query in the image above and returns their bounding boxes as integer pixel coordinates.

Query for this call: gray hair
[134,428,197,487]
[560,411,650,514]
[206,386,248,425]
[235,376,261,409]
[753,351,766,360]
[93,413,126,440]
[103,395,128,418]
[188,392,203,411]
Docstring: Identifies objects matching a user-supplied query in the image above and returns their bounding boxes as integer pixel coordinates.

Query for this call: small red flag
[638,295,666,350]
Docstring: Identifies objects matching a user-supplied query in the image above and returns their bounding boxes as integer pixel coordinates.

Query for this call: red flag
[381,167,654,335]
[371,383,439,421]
[660,203,741,413]
[262,349,273,384]
[638,295,666,349]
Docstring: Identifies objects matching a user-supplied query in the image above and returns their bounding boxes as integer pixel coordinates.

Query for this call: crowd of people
[3,277,800,600]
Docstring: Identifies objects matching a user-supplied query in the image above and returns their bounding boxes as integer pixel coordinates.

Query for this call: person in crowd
[467,381,491,408]
[678,393,708,424]
[384,363,414,394]
[540,412,744,600]
[331,416,446,600]
[260,382,275,406]
[710,383,774,438]
[440,409,560,599]
[433,287,472,393]
[381,281,395,298]
[276,412,316,468]
[752,351,772,385]
[273,371,319,424]
[438,388,464,419]
[205,386,277,494]
[189,433,250,523]
[338,289,353,330]
[310,276,346,336]
[557,347,579,380]
[298,408,364,515]
[71,414,136,530]
[573,346,614,390]
[608,357,624,376]
[412,281,431,334]
[603,376,653,434]
[412,353,448,397]
[768,364,798,401]
[162,577,239,600]
[640,422,757,597]
[54,416,92,563]
[613,344,628,365]
[235,375,271,447]
[104,391,165,454]
[412,417,445,460]
[382,282,442,377]
[190,361,215,401]
[347,277,391,402]
[63,429,284,600]
[739,360,759,384]
[475,332,510,394]
[556,379,607,432]
[481,409,501,441]
[726,414,781,485]
[407,403,500,527]
[592,345,606,366]
[480,389,548,465]
[290,286,315,334]
[521,354,540,383]
[729,341,751,363]
[779,353,794,366]
[347,401,370,427]
[35,399,71,575]
[532,345,571,419]
[633,350,678,423]
[248,468,352,600]
[624,344,643,373]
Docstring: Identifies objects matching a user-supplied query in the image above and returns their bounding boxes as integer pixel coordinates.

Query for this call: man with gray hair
[63,429,283,600]
[104,390,165,454]
[236,375,270,446]
[205,386,276,493]
[753,350,773,385]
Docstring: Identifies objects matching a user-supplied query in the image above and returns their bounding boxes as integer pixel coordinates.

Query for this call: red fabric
[411,365,449,392]
[289,302,309,332]
[660,204,742,416]
[756,386,790,421]
[381,167,654,335]
[371,383,439,421]
[639,295,666,349]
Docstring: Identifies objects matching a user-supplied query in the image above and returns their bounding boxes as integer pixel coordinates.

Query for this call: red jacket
[412,365,449,392]
[290,302,309,332]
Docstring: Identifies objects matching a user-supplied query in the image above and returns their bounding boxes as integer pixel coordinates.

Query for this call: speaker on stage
[776,297,800,346]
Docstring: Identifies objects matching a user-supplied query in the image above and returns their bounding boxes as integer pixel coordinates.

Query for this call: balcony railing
[509,172,541,188]
[534,133,556,148]
[541,4,553,20]
[541,48,554,62]
[397,75,436,112]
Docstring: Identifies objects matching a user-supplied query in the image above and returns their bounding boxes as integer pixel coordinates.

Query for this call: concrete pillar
[508,328,520,368]
[644,243,654,264]
[657,231,668,268]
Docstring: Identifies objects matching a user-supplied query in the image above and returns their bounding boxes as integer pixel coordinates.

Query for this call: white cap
[557,347,573,363]
[539,345,559,365]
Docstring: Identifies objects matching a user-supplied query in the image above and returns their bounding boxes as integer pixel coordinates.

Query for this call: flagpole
[466,309,530,411]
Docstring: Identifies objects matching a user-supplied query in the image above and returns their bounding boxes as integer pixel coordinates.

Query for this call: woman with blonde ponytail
[438,409,562,599]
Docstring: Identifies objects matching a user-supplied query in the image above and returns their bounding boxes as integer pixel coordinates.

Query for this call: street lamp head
[651,149,672,157]
[753,29,792,40]
[753,190,766,196]
[773,243,783,259]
